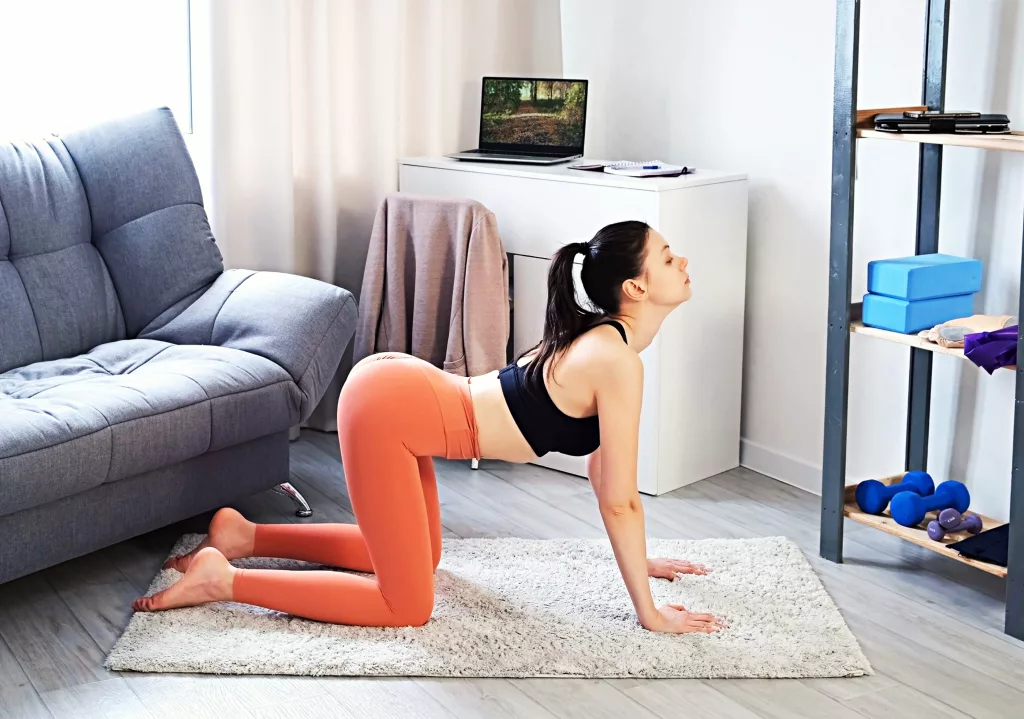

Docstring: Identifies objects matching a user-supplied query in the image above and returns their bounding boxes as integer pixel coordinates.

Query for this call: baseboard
[740,438,822,496]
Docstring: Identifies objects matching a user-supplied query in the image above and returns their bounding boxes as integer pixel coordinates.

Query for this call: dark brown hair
[522,220,650,388]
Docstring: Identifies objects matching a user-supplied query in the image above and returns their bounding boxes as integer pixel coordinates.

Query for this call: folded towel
[918,314,1016,348]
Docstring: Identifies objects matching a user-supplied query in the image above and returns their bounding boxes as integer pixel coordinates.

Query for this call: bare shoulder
[577,326,642,383]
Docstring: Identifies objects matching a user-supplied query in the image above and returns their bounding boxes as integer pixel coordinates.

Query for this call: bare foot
[133,547,235,612]
[163,507,256,572]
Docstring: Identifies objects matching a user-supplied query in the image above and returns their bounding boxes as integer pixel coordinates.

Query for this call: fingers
[681,614,722,633]
[671,560,710,575]
[651,558,712,576]
[662,606,728,634]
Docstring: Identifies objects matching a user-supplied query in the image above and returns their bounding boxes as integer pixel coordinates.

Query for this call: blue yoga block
[867,253,982,301]
[862,292,976,334]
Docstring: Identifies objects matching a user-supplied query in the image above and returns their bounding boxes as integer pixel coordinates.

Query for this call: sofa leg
[273,482,313,517]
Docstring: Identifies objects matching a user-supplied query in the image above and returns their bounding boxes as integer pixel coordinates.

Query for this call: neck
[611,304,672,353]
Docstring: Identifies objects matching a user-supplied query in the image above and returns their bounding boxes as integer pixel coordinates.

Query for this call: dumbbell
[855,471,934,515]
[927,509,983,541]
[890,480,971,528]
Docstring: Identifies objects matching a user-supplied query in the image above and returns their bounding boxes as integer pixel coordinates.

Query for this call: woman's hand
[647,557,710,579]
[641,604,724,634]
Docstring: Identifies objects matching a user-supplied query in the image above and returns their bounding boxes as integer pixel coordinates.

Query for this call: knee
[389,592,434,627]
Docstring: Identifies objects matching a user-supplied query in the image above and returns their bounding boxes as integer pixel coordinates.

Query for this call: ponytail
[522,242,601,391]
[521,221,650,390]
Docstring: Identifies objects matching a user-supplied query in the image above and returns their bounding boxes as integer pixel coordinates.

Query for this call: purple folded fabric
[964,325,1018,373]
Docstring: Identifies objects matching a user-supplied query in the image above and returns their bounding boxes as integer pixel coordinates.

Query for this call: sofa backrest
[0,108,224,374]
[0,135,124,374]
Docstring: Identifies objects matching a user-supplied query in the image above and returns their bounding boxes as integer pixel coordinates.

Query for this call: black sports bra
[498,320,628,457]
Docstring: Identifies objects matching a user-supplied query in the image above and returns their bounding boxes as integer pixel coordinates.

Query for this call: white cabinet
[398,157,749,495]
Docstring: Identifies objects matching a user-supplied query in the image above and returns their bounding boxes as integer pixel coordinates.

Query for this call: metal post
[906,0,949,472]
[506,253,515,365]
[821,0,860,563]
[1007,243,1024,639]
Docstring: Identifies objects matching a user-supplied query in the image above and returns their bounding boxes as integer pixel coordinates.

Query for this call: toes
[163,547,202,572]
[163,552,188,571]
[138,589,168,611]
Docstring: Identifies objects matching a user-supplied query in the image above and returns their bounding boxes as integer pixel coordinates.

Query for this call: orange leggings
[231,353,480,626]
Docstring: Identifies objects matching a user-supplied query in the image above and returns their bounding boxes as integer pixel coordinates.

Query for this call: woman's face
[642,229,691,307]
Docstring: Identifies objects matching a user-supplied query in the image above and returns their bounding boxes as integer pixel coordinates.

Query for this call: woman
[134,220,722,635]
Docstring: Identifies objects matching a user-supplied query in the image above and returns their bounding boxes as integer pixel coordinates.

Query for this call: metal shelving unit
[820,0,1024,640]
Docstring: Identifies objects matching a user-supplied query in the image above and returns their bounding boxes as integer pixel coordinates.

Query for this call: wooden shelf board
[849,318,1015,371]
[851,319,968,357]
[858,128,1024,153]
[843,473,1007,578]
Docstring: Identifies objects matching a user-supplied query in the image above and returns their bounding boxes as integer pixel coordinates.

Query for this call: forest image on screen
[481,79,585,147]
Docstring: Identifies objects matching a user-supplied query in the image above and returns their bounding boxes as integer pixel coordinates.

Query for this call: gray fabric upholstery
[0,340,300,518]
[0,433,290,585]
[0,137,124,373]
[142,269,358,419]
[0,107,357,583]
[61,107,224,337]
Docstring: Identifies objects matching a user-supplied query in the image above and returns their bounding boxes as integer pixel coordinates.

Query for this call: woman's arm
[592,352,658,627]
[589,447,709,582]
[585,448,603,494]
[593,351,722,634]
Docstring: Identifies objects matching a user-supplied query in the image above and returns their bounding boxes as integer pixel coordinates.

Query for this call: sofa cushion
[0,340,302,518]
[60,108,225,337]
[0,137,125,374]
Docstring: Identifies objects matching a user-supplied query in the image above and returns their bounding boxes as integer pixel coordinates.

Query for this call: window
[0,0,191,138]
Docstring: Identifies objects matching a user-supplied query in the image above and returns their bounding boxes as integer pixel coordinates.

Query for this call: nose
[681,257,689,271]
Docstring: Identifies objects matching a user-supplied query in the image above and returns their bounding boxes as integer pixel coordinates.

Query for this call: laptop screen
[479,77,588,154]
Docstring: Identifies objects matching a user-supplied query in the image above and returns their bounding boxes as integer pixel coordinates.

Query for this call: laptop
[447,77,589,164]
[874,111,1010,134]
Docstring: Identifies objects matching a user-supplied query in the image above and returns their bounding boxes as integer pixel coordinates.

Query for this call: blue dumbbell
[890,480,971,528]
[855,471,934,515]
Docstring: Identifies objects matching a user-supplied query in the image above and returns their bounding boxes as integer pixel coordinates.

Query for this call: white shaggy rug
[105,535,871,679]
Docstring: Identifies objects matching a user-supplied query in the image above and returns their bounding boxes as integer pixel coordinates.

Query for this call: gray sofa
[0,108,357,584]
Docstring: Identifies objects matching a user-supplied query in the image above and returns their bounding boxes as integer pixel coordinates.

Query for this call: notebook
[602,160,690,177]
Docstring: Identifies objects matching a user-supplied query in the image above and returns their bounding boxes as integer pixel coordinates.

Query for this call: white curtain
[188,0,563,429]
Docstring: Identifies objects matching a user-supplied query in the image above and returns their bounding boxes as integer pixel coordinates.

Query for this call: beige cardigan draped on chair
[354,194,510,376]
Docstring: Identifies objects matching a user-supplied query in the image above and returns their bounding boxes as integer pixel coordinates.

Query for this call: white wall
[562,0,1024,520]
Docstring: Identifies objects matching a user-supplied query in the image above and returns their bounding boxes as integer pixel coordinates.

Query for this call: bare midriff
[467,370,538,464]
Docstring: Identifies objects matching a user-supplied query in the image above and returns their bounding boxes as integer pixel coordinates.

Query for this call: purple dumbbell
[927,509,983,541]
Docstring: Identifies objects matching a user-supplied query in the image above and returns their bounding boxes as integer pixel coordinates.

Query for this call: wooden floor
[2,430,1023,719]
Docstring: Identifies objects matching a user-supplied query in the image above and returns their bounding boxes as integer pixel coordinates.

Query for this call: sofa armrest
[140,269,357,419]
